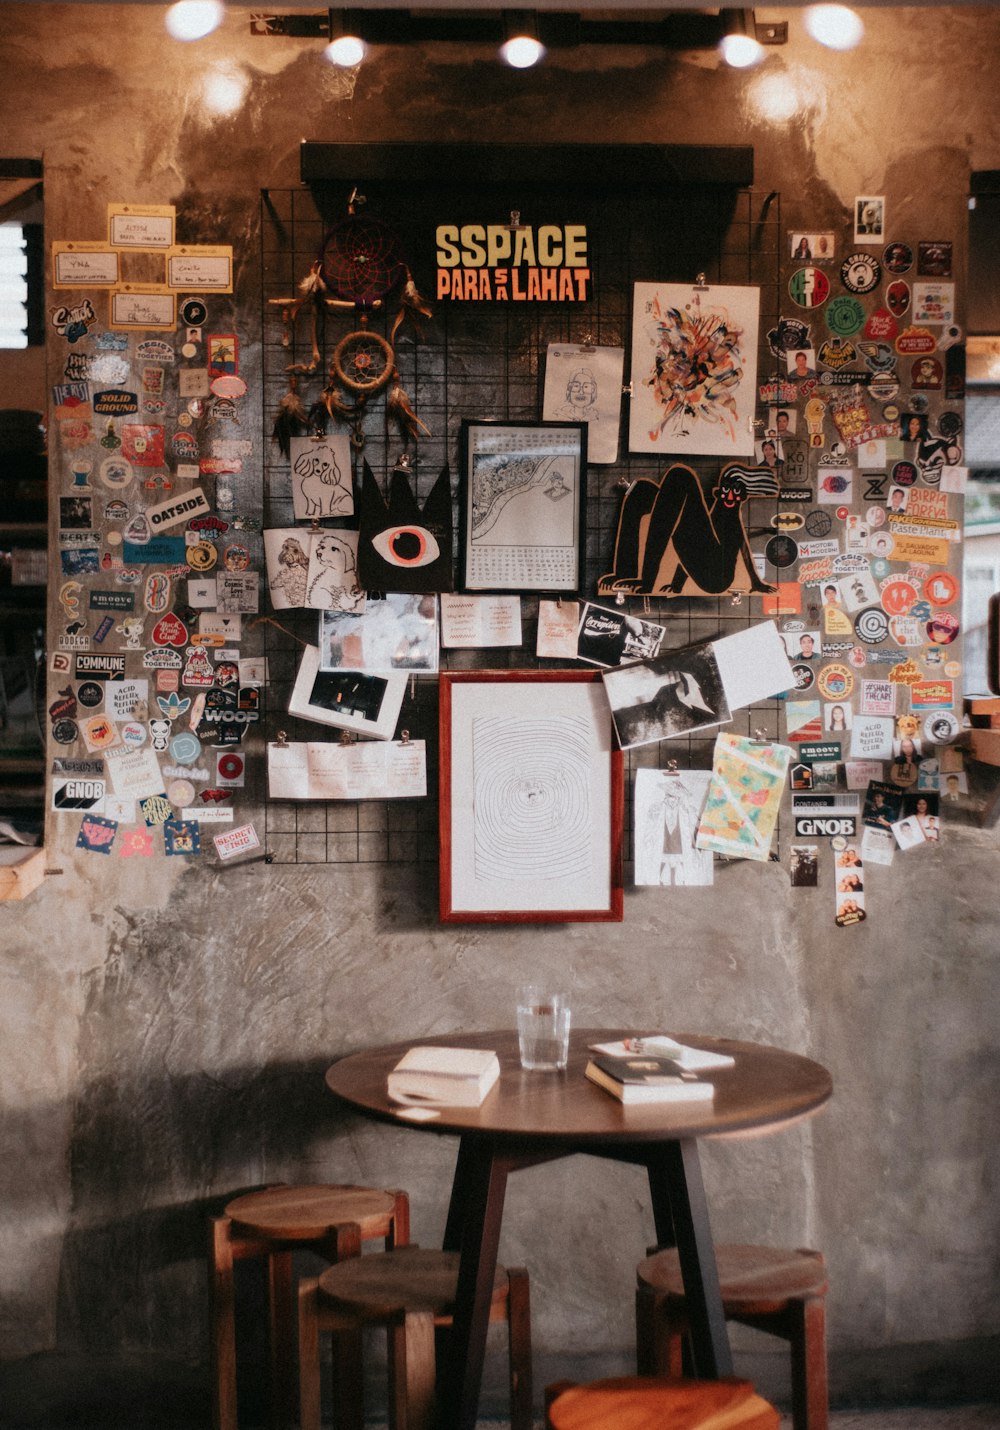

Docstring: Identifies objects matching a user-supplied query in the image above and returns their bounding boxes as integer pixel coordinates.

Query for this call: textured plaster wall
[1,4,999,1417]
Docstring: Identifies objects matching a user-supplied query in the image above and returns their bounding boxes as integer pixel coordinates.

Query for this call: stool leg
[791,1295,829,1430]
[298,1278,322,1430]
[209,1217,238,1430]
[268,1249,296,1430]
[387,1188,411,1249]
[506,1267,533,1430]
[635,1283,658,1376]
[635,1283,685,1377]
[388,1311,436,1430]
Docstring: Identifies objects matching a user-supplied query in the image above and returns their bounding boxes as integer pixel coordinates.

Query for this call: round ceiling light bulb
[165,0,224,42]
[325,34,367,66]
[500,34,545,69]
[719,32,765,68]
[803,4,864,50]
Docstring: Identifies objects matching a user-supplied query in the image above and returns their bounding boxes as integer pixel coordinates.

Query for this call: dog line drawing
[307,533,364,612]
[293,447,352,519]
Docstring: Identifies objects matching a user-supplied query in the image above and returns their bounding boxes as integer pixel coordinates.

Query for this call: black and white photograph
[601,640,730,750]
[575,602,665,669]
[633,768,713,886]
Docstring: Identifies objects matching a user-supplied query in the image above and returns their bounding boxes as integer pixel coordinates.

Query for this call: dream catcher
[271,191,432,455]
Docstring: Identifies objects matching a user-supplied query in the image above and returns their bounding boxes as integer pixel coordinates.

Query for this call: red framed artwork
[439,670,624,923]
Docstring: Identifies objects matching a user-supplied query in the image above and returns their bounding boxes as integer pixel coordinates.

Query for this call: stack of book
[387,1046,501,1107]
[584,1052,715,1105]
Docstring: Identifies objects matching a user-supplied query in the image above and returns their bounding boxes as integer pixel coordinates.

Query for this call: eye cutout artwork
[357,459,454,593]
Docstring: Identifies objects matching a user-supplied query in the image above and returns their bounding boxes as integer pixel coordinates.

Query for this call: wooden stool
[209,1183,409,1430]
[298,1245,532,1430]
[545,1375,780,1430]
[636,1245,828,1430]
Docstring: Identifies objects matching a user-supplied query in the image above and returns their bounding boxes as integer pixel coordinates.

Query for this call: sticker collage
[49,205,262,863]
[47,194,965,923]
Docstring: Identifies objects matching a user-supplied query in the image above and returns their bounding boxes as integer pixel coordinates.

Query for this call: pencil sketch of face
[565,368,597,414]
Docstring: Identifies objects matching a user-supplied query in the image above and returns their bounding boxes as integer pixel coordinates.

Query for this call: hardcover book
[387,1046,501,1106]
[584,1053,715,1105]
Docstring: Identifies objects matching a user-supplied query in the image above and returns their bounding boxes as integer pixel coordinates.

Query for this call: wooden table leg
[646,1139,734,1379]
[439,1137,511,1430]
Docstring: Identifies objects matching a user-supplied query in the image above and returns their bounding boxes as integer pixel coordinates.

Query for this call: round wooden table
[326,1028,832,1430]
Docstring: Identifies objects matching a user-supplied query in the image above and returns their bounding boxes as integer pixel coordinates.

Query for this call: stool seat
[225,1183,400,1243]
[317,1246,508,1318]
[637,1244,828,1316]
[209,1182,409,1430]
[635,1244,828,1430]
[546,1375,779,1430]
[300,1247,532,1430]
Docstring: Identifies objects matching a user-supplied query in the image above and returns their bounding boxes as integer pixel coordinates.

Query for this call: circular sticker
[885,280,910,316]
[818,663,854,700]
[223,542,250,571]
[867,505,887,529]
[938,410,963,439]
[835,504,850,522]
[789,266,830,308]
[848,646,867,668]
[181,343,198,360]
[870,557,892,580]
[881,401,901,422]
[831,835,848,852]
[77,680,104,708]
[869,374,900,403]
[51,718,78,745]
[926,613,960,645]
[924,710,959,745]
[83,714,118,750]
[211,374,248,400]
[100,456,134,489]
[925,571,959,607]
[891,460,917,487]
[841,252,881,294]
[167,778,196,808]
[944,659,962,679]
[186,540,218,572]
[217,751,244,782]
[106,530,123,547]
[180,297,208,327]
[825,295,865,336]
[170,731,202,765]
[791,663,815,692]
[765,534,798,568]
[883,241,913,274]
[855,607,889,644]
[120,721,147,748]
[805,509,833,537]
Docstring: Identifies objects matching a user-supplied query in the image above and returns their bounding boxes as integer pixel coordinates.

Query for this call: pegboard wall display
[260,150,787,870]
[260,146,967,905]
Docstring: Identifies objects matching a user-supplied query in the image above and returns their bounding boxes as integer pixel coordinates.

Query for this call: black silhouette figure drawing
[598,462,779,598]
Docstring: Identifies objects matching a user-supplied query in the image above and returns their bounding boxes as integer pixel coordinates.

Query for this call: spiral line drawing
[472,715,592,881]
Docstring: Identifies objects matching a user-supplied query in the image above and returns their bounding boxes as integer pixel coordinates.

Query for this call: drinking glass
[516,986,571,1071]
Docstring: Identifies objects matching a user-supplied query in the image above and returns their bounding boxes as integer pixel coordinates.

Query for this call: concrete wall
[1,5,999,1420]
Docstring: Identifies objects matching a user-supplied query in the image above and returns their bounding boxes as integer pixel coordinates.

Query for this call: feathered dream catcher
[271,189,432,456]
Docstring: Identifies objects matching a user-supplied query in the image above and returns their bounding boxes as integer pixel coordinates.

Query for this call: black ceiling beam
[300,141,753,188]
[255,10,734,48]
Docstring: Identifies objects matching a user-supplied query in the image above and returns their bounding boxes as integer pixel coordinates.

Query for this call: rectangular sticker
[108,203,176,250]
[52,241,121,288]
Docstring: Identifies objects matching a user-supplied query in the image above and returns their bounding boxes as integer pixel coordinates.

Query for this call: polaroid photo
[288,644,406,741]
[854,195,886,243]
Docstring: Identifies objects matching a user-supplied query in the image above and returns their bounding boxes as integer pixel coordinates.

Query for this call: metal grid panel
[260,176,783,865]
